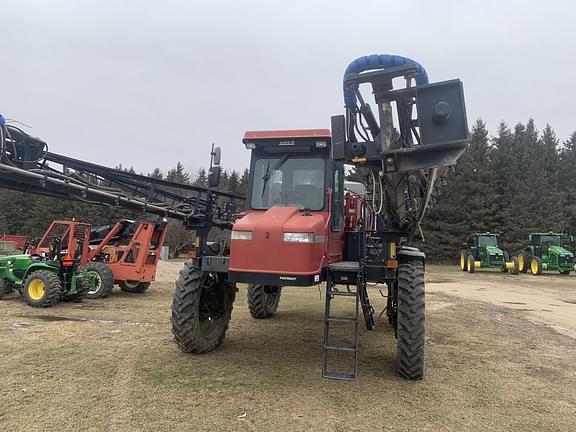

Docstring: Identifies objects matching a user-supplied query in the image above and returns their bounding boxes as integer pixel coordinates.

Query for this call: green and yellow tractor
[0,234,91,307]
[518,232,575,276]
[460,233,519,274]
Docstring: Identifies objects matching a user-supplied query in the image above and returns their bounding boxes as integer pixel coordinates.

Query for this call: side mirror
[212,147,221,166]
[208,166,221,188]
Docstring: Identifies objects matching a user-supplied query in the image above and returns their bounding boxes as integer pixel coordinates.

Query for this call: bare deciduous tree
[164,220,195,258]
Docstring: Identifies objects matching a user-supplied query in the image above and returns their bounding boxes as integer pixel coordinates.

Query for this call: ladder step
[322,371,356,381]
[324,343,357,352]
[326,316,357,323]
[328,290,357,297]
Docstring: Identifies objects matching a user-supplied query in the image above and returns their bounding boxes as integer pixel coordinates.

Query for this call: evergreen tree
[422,119,494,258]
[218,170,229,193]
[226,170,240,194]
[239,169,249,196]
[150,168,163,179]
[194,168,208,187]
[166,162,191,184]
[559,132,576,235]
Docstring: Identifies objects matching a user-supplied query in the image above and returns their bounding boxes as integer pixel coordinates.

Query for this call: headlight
[283,232,315,243]
[231,231,252,240]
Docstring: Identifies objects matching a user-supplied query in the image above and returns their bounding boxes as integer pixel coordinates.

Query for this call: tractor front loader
[170,54,470,380]
[460,233,519,274]
[518,232,575,275]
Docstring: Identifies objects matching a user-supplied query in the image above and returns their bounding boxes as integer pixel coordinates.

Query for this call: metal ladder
[321,262,361,381]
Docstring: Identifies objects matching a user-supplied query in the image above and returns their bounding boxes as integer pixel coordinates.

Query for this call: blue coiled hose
[343,54,429,107]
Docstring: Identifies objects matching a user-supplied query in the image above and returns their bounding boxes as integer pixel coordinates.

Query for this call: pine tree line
[148,162,250,196]
[1,121,575,262]
[421,119,576,261]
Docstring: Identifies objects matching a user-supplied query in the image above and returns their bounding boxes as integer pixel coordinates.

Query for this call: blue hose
[343,54,429,107]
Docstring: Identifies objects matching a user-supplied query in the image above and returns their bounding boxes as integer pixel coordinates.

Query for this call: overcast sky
[2,0,575,178]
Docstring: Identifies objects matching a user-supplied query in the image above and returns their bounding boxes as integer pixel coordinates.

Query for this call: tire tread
[396,259,425,380]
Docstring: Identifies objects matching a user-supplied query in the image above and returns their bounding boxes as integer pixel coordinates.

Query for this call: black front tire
[81,262,114,299]
[247,284,282,319]
[119,281,151,293]
[396,258,426,380]
[171,262,235,353]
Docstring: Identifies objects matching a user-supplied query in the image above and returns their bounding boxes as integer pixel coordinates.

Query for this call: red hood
[230,206,327,275]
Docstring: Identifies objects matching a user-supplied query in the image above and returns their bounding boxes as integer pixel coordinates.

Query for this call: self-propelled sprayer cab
[228,129,346,286]
[170,54,470,382]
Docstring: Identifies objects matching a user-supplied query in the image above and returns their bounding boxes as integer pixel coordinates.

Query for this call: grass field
[1,265,575,431]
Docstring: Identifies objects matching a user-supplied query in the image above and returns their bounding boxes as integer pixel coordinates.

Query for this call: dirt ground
[1,262,575,432]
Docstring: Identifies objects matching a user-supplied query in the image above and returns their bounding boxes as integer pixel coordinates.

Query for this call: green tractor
[0,235,91,307]
[460,233,519,274]
[518,232,576,276]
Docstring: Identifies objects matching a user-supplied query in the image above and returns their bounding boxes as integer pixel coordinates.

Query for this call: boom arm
[0,120,243,231]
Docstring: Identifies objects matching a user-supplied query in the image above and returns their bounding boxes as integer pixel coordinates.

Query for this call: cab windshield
[539,235,560,246]
[250,157,325,210]
[477,236,497,247]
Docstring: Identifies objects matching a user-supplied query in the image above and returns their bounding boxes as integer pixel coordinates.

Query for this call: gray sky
[2,0,575,178]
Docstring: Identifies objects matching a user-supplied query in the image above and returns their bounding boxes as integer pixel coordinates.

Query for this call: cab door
[327,163,345,262]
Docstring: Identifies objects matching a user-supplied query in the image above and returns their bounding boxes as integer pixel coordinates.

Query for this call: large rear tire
[247,284,281,319]
[81,262,114,299]
[119,281,151,293]
[510,257,520,275]
[467,255,476,273]
[501,251,510,273]
[459,251,468,271]
[518,252,529,273]
[22,270,62,308]
[396,258,426,380]
[171,262,235,353]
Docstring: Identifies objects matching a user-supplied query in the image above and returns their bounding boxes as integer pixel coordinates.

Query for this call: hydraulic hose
[343,54,429,107]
